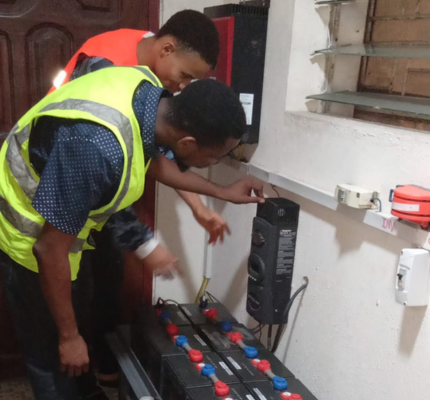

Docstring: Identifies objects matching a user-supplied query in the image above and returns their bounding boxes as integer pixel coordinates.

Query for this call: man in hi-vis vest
[0,67,263,400]
[50,13,231,394]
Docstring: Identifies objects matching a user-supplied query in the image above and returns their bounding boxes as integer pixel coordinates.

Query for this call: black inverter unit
[247,198,300,324]
[204,4,269,144]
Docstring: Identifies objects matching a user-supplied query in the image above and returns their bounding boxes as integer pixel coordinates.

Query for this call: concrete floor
[0,377,118,400]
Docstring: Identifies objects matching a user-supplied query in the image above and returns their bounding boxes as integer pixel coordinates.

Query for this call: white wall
[156,1,430,399]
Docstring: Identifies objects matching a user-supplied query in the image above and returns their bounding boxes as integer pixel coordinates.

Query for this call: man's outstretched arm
[147,155,264,204]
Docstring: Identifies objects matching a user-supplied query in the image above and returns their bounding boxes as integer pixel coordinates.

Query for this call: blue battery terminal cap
[221,321,233,332]
[244,346,259,358]
[201,364,216,377]
[159,310,171,321]
[175,335,188,347]
[272,376,288,390]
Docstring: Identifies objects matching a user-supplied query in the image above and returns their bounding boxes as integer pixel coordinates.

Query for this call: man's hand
[175,190,231,245]
[142,244,179,279]
[219,176,265,204]
[33,223,88,377]
[59,333,89,377]
[148,156,265,204]
[193,206,231,245]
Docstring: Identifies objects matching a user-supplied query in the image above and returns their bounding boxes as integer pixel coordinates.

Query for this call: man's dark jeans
[0,249,92,400]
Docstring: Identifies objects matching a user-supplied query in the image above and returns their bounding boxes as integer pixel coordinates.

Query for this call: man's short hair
[166,79,246,148]
[157,10,219,69]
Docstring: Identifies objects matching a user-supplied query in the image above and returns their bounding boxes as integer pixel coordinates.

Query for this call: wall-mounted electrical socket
[334,184,378,209]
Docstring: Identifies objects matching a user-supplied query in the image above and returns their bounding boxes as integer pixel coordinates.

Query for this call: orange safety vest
[48,29,149,93]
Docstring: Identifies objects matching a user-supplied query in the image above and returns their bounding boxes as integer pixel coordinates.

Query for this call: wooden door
[0,0,159,379]
[0,0,160,133]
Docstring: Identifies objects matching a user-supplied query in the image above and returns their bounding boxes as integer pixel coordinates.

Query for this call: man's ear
[176,136,197,155]
[160,39,176,58]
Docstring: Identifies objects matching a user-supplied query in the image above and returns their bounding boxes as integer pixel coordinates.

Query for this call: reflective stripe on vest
[38,99,134,224]
[0,66,162,279]
[0,194,85,254]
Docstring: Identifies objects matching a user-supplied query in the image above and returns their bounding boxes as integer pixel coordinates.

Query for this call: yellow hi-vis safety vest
[0,66,162,280]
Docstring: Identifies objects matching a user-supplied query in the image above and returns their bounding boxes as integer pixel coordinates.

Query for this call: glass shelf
[314,44,430,59]
[307,91,430,119]
[315,0,355,5]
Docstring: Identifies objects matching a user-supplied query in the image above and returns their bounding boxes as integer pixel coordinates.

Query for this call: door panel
[0,0,159,379]
[0,34,14,131]
[0,0,156,132]
[26,25,74,104]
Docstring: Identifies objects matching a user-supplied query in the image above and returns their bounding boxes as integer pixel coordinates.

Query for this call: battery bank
[247,379,318,400]
[132,303,159,330]
[131,316,210,390]
[187,383,257,400]
[161,352,240,400]
[179,303,238,325]
[158,303,192,326]
[199,323,265,353]
[222,349,295,383]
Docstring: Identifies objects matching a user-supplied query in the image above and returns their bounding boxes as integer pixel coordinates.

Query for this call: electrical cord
[271,185,280,197]
[164,299,180,305]
[371,197,382,212]
[271,277,309,353]
[205,291,221,303]
[267,324,273,350]
[249,323,262,333]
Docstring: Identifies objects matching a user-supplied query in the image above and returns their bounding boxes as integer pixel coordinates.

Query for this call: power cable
[271,277,309,353]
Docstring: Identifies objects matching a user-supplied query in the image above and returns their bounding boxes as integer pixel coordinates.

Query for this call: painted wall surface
[155,1,430,399]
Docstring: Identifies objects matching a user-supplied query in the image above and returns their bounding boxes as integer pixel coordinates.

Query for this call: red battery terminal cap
[257,360,271,372]
[251,358,261,366]
[156,309,162,317]
[196,363,205,370]
[214,381,230,396]
[281,393,302,400]
[203,308,218,320]
[167,323,179,336]
[228,332,243,344]
[188,349,204,363]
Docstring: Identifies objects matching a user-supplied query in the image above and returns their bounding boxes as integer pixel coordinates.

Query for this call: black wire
[251,324,265,336]
[249,323,262,333]
[206,291,221,303]
[267,325,273,350]
[271,277,309,353]
[371,197,382,212]
[204,292,214,303]
[271,185,280,197]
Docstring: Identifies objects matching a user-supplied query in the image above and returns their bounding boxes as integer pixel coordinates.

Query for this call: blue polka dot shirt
[30,80,168,238]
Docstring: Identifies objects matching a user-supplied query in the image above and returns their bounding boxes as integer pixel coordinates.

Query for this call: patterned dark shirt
[30,68,169,250]
[70,56,176,251]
